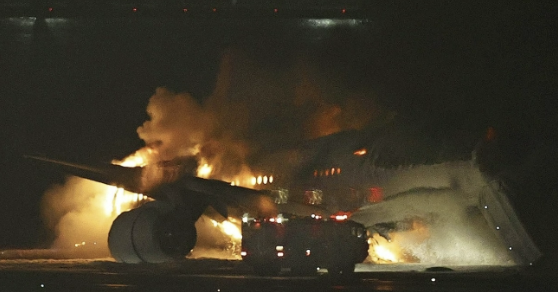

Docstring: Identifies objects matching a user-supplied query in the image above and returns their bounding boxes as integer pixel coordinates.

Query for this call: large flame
[367,218,429,264]
[105,151,154,217]
[111,147,158,168]
[41,49,385,260]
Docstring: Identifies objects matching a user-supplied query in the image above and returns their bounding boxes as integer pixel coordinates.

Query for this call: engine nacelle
[108,201,197,263]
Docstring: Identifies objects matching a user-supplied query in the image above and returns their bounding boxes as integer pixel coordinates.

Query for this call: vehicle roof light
[335,215,348,221]
[331,211,351,221]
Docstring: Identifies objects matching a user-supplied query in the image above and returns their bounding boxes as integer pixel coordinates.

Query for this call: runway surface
[0,250,554,292]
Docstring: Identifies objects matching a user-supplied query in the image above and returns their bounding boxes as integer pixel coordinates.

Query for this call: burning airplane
[27,49,541,267]
[27,119,541,266]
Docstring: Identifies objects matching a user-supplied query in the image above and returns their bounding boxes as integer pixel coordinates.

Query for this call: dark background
[1,2,557,270]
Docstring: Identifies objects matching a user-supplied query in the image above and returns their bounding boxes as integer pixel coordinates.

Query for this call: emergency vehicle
[240,213,369,275]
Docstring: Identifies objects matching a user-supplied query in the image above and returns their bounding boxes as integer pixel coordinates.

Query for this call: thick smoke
[41,48,382,258]
[41,177,117,257]
[136,49,384,181]
[131,49,385,258]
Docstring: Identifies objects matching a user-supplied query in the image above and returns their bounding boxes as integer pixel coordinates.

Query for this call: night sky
[1,2,557,257]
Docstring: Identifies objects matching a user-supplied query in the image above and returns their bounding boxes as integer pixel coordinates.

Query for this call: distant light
[48,7,53,12]
[183,8,188,12]
[276,245,284,251]
[40,284,45,288]
[431,278,436,282]
[277,252,284,257]
[241,251,247,256]
[212,8,217,12]
[484,205,488,209]
[509,246,513,250]
[496,226,500,230]
[353,148,367,156]
[306,249,311,256]
[341,9,346,14]
[274,8,278,13]
[132,7,137,12]
[269,176,274,183]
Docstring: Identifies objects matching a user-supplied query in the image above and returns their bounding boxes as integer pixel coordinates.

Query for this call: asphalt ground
[0,254,555,292]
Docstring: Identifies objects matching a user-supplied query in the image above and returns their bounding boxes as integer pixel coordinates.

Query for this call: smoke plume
[41,177,117,257]
[41,47,382,258]
[136,48,383,180]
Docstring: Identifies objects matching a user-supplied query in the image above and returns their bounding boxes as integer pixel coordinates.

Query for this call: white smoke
[41,177,117,257]
[354,162,517,266]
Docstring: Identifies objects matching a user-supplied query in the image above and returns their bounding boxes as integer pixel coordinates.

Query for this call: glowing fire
[353,148,367,156]
[112,147,157,168]
[368,235,402,263]
[250,175,274,186]
[103,186,149,217]
[102,150,154,217]
[367,219,427,264]
[211,219,242,240]
[197,163,213,178]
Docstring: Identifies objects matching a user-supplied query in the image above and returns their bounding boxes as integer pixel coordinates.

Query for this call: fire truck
[240,213,369,275]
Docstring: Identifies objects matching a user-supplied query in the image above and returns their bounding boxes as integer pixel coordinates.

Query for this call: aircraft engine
[108,201,197,263]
